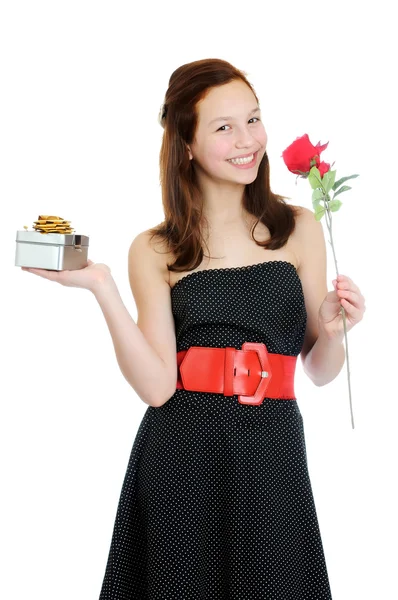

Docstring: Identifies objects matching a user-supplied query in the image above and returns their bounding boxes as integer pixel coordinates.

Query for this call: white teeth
[228,153,254,165]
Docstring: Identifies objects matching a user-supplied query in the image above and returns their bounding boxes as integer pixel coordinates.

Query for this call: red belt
[176,342,297,405]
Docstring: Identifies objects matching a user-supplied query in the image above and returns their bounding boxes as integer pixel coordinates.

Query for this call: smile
[227,151,258,168]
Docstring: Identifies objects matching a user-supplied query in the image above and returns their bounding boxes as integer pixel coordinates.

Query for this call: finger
[337,275,362,296]
[336,288,361,307]
[337,275,353,288]
[339,297,364,321]
[337,279,365,304]
[337,290,366,319]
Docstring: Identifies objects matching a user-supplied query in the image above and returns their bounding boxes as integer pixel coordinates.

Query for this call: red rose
[282,134,330,177]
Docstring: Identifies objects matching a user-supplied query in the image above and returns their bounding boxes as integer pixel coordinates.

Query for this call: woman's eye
[217,117,260,132]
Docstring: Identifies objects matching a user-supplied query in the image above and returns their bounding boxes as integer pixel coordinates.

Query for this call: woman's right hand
[21,259,112,293]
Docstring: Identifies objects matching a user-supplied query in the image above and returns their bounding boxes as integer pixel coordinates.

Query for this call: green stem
[322,196,355,429]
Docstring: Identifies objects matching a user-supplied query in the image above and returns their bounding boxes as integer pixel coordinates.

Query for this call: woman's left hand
[319,274,366,340]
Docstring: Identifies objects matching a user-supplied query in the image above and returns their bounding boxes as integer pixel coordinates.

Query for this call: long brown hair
[148,58,299,274]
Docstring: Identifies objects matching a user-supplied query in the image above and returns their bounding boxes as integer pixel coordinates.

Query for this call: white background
[1,1,397,598]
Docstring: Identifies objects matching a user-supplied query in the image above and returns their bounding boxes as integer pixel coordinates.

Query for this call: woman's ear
[186,145,193,160]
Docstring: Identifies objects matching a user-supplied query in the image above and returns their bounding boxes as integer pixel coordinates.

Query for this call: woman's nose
[234,126,256,147]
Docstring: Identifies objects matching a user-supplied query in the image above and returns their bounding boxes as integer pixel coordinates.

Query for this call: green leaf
[322,169,336,194]
[308,166,323,190]
[333,185,352,197]
[312,188,324,203]
[312,196,326,211]
[329,199,343,212]
[312,198,321,209]
[314,205,325,221]
[332,174,360,190]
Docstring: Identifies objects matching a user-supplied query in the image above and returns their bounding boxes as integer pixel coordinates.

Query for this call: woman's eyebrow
[208,107,260,126]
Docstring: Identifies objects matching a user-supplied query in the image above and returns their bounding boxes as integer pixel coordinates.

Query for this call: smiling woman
[95,58,335,600]
[154,72,300,275]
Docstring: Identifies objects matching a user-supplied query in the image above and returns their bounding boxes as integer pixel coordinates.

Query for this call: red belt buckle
[237,342,273,406]
[176,342,287,405]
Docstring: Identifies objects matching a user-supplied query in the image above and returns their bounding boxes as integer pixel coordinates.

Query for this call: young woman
[22,58,366,599]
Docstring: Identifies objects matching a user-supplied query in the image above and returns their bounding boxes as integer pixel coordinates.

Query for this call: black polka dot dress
[98,261,333,599]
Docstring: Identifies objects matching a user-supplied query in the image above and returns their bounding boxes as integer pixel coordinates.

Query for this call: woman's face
[187,80,268,185]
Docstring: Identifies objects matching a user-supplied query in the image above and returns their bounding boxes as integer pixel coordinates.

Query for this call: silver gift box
[15,231,89,271]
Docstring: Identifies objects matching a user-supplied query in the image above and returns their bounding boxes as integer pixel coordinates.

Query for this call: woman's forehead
[197,82,258,124]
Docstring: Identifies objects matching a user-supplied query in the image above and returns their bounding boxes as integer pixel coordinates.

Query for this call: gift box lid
[15,231,89,246]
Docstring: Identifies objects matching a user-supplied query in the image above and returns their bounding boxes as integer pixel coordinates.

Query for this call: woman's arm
[91,232,177,408]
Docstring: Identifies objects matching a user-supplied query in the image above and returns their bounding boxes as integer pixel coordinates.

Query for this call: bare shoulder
[290,206,329,368]
[128,228,171,284]
[128,229,177,404]
[290,205,322,266]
